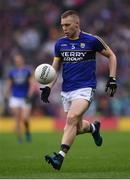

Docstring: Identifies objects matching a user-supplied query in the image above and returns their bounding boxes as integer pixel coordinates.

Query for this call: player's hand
[40,86,51,103]
[105,77,117,97]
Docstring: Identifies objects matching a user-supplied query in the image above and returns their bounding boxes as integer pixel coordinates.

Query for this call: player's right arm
[50,40,62,88]
[40,58,61,103]
[48,57,62,88]
[40,40,62,103]
[5,78,12,100]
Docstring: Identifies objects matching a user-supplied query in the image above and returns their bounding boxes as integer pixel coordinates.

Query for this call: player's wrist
[40,86,51,91]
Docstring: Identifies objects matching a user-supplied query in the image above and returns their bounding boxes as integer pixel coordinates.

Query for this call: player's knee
[66,113,80,126]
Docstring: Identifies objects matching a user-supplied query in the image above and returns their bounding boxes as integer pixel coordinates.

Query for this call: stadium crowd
[0,0,130,117]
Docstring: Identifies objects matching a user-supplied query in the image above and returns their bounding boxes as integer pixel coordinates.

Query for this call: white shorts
[9,96,31,109]
[61,88,95,112]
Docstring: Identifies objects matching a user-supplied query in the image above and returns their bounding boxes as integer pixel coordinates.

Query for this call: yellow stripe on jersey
[94,35,108,49]
[82,31,93,36]
[82,31,108,49]
[69,36,79,40]
[54,57,61,61]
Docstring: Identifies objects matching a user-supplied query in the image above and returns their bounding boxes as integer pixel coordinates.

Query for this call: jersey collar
[68,30,81,40]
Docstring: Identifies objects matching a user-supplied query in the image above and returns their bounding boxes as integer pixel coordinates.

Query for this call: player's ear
[75,22,79,29]
[75,20,79,28]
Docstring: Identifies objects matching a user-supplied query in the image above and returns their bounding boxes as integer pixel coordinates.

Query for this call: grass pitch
[0,131,130,179]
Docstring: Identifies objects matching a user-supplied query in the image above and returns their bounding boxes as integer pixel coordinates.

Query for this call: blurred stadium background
[0,0,130,178]
[0,0,130,132]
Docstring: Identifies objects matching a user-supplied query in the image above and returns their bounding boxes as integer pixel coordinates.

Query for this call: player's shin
[58,124,77,158]
[24,120,31,142]
[76,120,93,134]
[59,144,70,157]
[24,121,29,132]
[16,120,23,143]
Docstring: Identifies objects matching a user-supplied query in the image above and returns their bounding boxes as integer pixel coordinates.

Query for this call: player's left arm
[100,46,117,78]
[100,46,117,97]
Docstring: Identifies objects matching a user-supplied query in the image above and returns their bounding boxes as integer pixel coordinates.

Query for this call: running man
[40,10,117,170]
[6,54,34,143]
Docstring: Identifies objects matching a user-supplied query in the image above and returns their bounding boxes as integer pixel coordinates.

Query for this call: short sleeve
[27,69,32,78]
[54,41,61,58]
[94,36,108,52]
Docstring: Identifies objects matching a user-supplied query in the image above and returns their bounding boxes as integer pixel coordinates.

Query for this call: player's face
[61,16,79,39]
[14,55,24,68]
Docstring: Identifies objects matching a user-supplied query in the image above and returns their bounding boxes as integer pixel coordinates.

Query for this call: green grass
[0,131,130,179]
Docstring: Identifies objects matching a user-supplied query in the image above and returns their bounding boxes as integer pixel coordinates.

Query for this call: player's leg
[77,119,91,134]
[77,119,103,146]
[9,97,23,143]
[21,104,32,142]
[45,99,89,170]
[45,88,102,170]
[61,99,89,146]
[11,107,23,143]
[73,88,103,146]
[60,99,102,150]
